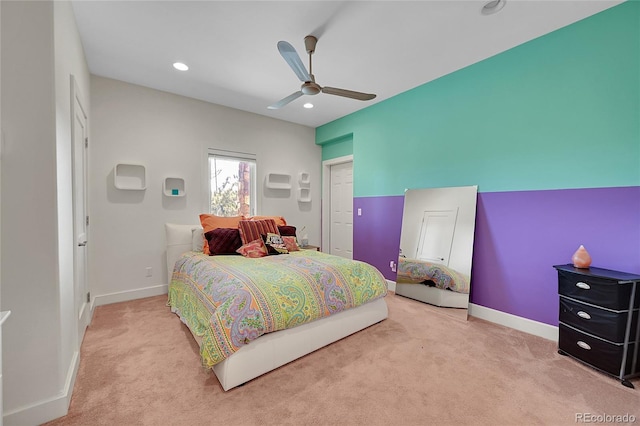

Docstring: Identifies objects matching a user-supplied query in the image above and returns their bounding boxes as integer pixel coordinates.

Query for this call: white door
[329,161,353,259]
[416,208,458,266]
[72,81,89,345]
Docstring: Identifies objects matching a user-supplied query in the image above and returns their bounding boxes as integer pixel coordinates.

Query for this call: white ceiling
[71,0,622,128]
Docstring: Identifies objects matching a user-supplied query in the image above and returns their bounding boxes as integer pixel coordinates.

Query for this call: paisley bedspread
[396,258,470,294]
[168,250,388,368]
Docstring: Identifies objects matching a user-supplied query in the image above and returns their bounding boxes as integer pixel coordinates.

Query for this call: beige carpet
[45,293,639,426]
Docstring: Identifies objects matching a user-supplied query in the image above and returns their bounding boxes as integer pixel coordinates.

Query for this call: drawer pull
[577,341,591,350]
[575,282,591,290]
[577,311,591,320]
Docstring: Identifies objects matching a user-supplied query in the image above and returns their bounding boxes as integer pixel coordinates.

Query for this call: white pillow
[191,227,204,252]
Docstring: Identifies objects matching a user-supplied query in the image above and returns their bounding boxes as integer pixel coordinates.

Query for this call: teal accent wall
[316,2,640,197]
[319,133,353,161]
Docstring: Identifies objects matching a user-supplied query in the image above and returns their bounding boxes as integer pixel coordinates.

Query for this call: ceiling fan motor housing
[301,81,321,95]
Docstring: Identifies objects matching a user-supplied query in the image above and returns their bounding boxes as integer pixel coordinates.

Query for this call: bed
[395,257,470,308]
[165,223,389,391]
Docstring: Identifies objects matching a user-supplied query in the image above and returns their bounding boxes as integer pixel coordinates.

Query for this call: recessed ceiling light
[481,0,506,15]
[303,103,314,109]
[173,62,189,71]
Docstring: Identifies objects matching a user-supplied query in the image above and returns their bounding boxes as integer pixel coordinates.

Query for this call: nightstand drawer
[559,297,638,343]
[558,270,639,310]
[559,324,639,376]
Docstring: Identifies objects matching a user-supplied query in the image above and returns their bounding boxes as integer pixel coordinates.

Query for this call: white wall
[1,1,91,424]
[89,76,320,303]
[1,0,61,421]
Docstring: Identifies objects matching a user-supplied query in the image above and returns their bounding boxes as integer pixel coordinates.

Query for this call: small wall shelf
[298,187,311,202]
[163,177,185,197]
[114,163,146,190]
[298,172,310,187]
[266,173,292,189]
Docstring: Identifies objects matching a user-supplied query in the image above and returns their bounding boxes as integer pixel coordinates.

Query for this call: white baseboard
[386,279,396,293]
[3,283,166,425]
[93,284,168,307]
[468,303,559,342]
[388,280,557,341]
[4,350,80,426]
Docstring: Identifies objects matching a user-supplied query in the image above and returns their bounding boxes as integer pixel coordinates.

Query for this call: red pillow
[238,219,279,245]
[205,228,242,255]
[247,215,287,226]
[278,225,297,237]
[236,238,268,258]
[199,214,244,254]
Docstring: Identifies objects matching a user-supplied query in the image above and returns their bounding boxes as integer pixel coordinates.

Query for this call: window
[208,149,257,217]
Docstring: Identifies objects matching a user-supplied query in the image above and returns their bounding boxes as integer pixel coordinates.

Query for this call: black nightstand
[554,264,640,388]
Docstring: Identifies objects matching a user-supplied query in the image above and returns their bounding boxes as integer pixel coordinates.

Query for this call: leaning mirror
[396,185,478,320]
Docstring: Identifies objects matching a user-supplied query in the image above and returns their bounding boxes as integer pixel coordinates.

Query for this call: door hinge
[86,292,91,303]
[86,216,89,226]
[85,137,88,148]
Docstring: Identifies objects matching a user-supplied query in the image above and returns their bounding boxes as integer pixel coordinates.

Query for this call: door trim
[321,155,353,253]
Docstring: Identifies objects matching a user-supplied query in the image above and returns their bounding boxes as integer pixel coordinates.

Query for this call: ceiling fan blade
[277,41,311,82]
[322,87,376,101]
[267,91,304,110]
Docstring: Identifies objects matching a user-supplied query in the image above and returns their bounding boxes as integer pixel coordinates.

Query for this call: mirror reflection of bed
[396,185,478,321]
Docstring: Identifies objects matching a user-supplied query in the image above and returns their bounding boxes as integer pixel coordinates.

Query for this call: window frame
[207,148,257,217]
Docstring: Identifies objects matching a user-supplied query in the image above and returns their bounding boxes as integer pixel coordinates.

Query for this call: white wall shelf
[163,177,185,197]
[266,173,292,189]
[114,163,146,190]
[298,187,311,202]
[298,172,310,187]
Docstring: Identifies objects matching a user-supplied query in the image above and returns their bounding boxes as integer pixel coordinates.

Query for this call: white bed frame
[165,223,389,391]
[395,282,468,309]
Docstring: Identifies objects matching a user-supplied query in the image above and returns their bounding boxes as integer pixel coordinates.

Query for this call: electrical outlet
[145,267,152,277]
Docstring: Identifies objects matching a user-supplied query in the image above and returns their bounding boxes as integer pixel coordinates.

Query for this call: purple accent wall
[353,187,640,326]
[353,196,404,281]
[472,186,640,325]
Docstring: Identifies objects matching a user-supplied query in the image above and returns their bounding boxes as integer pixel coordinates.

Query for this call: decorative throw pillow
[238,219,279,245]
[191,227,204,252]
[282,236,300,252]
[262,233,289,255]
[199,214,244,254]
[247,215,287,226]
[236,238,268,258]
[205,228,242,255]
[278,225,297,237]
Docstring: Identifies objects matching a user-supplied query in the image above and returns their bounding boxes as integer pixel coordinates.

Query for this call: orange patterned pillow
[236,238,268,258]
[282,236,300,252]
[238,219,279,245]
[247,215,287,226]
[199,214,244,254]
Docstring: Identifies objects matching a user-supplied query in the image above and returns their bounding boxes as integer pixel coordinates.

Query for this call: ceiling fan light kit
[268,35,376,110]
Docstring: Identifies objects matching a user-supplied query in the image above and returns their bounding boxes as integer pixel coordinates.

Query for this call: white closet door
[72,80,90,346]
[329,161,353,259]
[416,208,458,266]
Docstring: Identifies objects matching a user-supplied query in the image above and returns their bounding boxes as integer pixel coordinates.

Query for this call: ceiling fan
[268,35,376,110]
